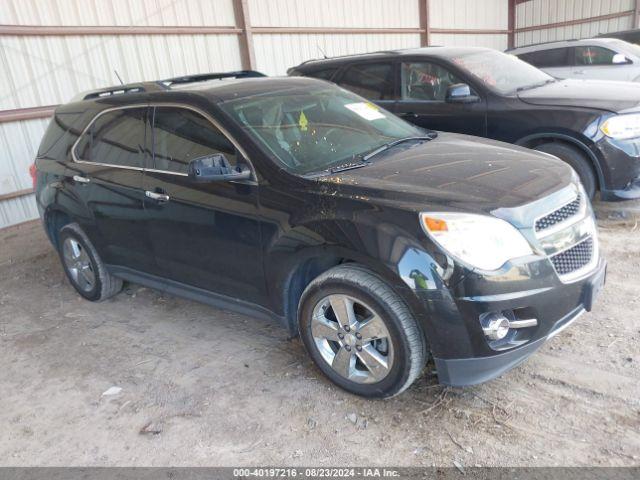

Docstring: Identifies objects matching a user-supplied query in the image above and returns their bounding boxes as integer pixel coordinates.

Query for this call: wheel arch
[277,244,433,349]
[43,207,73,249]
[515,132,605,191]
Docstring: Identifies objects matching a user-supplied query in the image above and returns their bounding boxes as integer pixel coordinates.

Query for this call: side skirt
[107,265,289,330]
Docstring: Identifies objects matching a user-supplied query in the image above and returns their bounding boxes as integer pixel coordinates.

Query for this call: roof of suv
[507,37,627,54]
[182,76,331,101]
[70,72,331,105]
[290,46,492,71]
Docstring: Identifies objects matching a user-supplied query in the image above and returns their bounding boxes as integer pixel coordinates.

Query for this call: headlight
[420,213,533,271]
[600,114,640,140]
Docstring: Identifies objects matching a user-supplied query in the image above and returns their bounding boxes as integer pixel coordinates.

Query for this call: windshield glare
[615,39,640,58]
[220,86,423,175]
[453,50,554,94]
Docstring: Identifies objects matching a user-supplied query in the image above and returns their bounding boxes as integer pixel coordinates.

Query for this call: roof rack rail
[73,82,165,102]
[160,70,266,87]
[294,50,402,68]
[71,70,266,103]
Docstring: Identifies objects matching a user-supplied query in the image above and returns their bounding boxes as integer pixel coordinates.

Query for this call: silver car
[508,38,640,82]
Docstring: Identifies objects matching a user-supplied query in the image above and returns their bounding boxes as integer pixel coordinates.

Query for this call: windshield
[613,39,640,57]
[220,85,424,175]
[452,49,554,94]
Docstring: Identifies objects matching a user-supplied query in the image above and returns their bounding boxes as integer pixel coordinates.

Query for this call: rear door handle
[145,190,170,202]
[73,175,90,184]
[401,112,418,118]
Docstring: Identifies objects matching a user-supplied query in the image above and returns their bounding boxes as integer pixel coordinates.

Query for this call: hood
[517,79,640,112]
[317,133,574,213]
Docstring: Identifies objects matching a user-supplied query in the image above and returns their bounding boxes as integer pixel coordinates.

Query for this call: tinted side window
[308,68,338,81]
[518,48,570,68]
[152,107,236,175]
[338,63,394,100]
[401,62,465,101]
[38,111,84,159]
[574,46,619,65]
[75,108,146,168]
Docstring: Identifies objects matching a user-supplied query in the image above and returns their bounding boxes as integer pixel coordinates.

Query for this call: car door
[572,45,635,81]
[392,60,487,136]
[71,105,156,273]
[143,105,266,306]
[334,61,397,111]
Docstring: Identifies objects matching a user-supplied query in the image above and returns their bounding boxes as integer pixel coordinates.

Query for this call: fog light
[481,312,510,341]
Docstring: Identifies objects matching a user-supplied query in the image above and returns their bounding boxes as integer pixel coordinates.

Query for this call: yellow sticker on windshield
[299,111,308,132]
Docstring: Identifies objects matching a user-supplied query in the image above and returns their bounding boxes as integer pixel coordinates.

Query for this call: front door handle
[401,112,419,119]
[145,190,170,202]
[574,70,585,75]
[73,175,90,184]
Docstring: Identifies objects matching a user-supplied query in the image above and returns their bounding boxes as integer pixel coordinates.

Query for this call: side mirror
[188,153,252,182]
[445,83,480,104]
[612,53,631,65]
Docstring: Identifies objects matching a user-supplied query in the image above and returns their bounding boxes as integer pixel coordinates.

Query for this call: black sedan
[289,47,640,201]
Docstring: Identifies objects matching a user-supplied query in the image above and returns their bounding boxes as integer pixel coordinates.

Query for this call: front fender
[261,214,471,357]
[515,130,606,189]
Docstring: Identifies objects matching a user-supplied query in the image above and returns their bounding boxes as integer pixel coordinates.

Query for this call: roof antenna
[317,44,328,59]
[114,70,125,85]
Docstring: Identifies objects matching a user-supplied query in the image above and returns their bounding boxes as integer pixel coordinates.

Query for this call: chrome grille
[535,194,582,233]
[550,237,594,276]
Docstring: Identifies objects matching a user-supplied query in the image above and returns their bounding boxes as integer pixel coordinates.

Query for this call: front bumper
[601,177,640,201]
[593,136,640,201]
[432,257,606,387]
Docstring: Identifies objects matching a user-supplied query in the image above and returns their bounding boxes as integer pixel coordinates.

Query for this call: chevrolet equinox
[33,71,606,398]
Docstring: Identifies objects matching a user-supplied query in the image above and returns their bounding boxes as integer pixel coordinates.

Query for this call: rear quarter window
[306,68,338,81]
[74,108,147,168]
[37,111,86,160]
[337,62,394,100]
[518,47,570,68]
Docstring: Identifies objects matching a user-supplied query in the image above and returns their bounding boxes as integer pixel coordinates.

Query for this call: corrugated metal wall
[431,0,509,50]
[0,117,47,226]
[254,33,421,76]
[0,0,242,228]
[0,0,238,26]
[515,0,636,47]
[249,0,421,75]
[0,34,242,111]
[249,0,420,28]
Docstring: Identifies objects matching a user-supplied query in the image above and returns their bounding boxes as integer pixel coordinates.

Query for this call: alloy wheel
[62,237,95,292]
[310,294,394,384]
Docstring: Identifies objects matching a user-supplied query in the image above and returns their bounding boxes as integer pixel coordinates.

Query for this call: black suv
[34,71,606,398]
[289,46,640,201]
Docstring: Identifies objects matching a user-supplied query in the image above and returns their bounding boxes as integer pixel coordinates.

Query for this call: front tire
[298,265,427,398]
[534,142,597,199]
[57,223,123,301]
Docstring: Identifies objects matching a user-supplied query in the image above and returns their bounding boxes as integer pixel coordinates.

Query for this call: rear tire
[298,264,427,398]
[57,223,123,301]
[534,142,597,199]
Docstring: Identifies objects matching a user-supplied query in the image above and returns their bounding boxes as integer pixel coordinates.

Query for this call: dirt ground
[0,202,639,468]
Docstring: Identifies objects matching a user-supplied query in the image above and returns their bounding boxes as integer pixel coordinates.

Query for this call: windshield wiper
[306,134,436,177]
[328,159,370,173]
[361,135,436,162]
[516,78,556,92]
